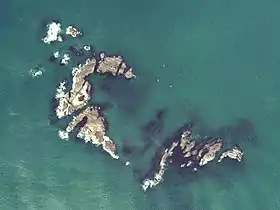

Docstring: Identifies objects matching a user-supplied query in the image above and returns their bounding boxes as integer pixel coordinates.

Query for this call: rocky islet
[141,127,244,191]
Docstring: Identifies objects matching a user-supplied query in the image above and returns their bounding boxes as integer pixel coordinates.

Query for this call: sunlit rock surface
[218,146,244,163]
[141,127,243,191]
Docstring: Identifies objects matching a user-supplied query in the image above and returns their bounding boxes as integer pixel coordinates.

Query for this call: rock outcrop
[97,53,136,79]
[55,58,97,118]
[141,127,243,191]
[218,146,244,163]
[62,106,119,159]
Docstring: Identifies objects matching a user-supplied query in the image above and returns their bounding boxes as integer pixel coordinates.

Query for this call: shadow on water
[209,118,258,148]
[141,108,167,139]
[185,105,258,147]
[131,108,169,156]
[96,76,150,116]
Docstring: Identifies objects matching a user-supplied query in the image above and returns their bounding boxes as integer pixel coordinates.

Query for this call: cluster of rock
[41,21,84,66]
[42,20,245,192]
[55,53,135,159]
[141,128,243,191]
[41,20,137,161]
[42,21,82,44]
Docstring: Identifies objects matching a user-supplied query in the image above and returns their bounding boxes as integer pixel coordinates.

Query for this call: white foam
[83,45,91,51]
[29,68,43,78]
[58,130,69,140]
[55,81,69,119]
[53,51,60,58]
[60,54,71,65]
[42,22,63,44]
[55,81,66,99]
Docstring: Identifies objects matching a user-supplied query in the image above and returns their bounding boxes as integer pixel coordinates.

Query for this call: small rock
[66,25,82,38]
[83,45,91,51]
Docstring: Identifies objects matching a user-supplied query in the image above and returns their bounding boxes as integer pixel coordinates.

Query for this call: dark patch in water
[97,76,148,116]
[69,44,84,57]
[48,55,57,62]
[141,108,167,138]
[186,107,258,147]
[122,145,133,155]
[211,118,257,147]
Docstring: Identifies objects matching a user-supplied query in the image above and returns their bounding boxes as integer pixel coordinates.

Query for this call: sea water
[1,0,280,209]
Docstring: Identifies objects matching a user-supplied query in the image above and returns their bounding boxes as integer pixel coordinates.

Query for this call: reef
[141,127,243,191]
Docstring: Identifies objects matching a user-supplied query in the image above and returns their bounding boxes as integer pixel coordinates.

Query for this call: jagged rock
[218,146,243,163]
[55,58,97,118]
[96,53,136,79]
[54,54,136,119]
[66,25,82,37]
[64,106,119,159]
[142,142,178,191]
[141,128,223,191]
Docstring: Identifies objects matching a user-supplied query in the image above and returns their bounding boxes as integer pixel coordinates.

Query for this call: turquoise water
[1,0,280,209]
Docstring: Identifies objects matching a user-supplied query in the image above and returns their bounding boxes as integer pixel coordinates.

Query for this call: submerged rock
[29,65,44,78]
[69,44,84,56]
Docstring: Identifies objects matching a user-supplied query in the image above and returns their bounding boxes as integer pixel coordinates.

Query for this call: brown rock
[66,106,119,159]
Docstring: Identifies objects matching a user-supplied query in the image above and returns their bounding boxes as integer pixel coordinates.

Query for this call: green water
[1,0,280,209]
